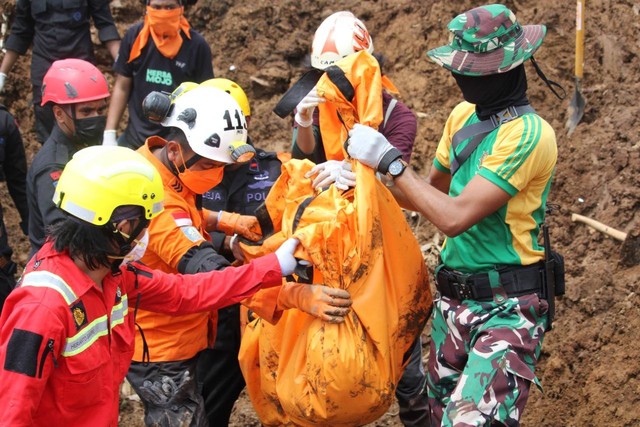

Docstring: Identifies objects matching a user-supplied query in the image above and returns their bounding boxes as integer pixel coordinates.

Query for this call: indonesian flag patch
[172,211,193,227]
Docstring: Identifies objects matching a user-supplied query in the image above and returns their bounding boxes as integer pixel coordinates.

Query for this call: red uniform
[0,241,281,426]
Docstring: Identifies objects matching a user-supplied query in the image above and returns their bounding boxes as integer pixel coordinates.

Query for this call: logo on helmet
[204,133,221,148]
[353,22,371,51]
[177,107,197,129]
[64,82,79,99]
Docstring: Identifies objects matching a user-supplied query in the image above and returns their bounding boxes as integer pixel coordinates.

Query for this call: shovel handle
[575,0,585,79]
[571,213,627,241]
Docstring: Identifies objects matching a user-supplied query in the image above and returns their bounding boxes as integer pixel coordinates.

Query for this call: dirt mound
[1,1,638,426]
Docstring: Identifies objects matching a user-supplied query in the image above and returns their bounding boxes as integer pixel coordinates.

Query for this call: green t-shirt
[433,102,557,272]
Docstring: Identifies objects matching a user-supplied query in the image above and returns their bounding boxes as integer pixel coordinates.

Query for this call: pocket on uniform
[62,0,82,9]
[61,351,108,408]
[31,0,46,15]
[472,349,542,420]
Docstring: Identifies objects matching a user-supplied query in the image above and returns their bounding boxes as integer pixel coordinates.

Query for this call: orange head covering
[129,6,191,62]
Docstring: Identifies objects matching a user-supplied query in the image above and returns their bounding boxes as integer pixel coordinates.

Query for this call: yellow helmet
[201,78,251,117]
[53,146,164,226]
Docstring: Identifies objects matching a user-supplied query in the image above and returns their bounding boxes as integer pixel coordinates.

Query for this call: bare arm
[295,125,317,155]
[0,50,20,76]
[105,74,132,131]
[393,166,511,237]
[105,40,120,61]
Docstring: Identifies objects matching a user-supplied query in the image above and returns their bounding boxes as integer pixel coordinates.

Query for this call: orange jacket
[134,137,216,362]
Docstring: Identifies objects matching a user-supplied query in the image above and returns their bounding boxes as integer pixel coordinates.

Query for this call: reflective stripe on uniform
[21,271,78,305]
[110,295,129,329]
[63,315,109,357]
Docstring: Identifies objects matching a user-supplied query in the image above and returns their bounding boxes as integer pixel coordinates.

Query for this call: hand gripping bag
[238,159,432,426]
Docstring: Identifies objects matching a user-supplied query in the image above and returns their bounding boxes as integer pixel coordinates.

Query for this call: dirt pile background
[1,0,639,426]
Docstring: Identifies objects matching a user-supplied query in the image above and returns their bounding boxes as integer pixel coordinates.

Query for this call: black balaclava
[452,64,529,120]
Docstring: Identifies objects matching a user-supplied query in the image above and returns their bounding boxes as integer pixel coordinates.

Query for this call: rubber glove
[275,238,300,276]
[347,124,402,173]
[102,129,118,146]
[305,160,357,190]
[277,282,352,323]
[217,211,262,241]
[0,72,6,93]
[295,87,324,128]
[334,161,356,190]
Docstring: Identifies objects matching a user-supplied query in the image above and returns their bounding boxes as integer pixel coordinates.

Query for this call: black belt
[435,263,544,302]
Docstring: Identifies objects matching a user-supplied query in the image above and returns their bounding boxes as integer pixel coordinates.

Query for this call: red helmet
[41,58,110,106]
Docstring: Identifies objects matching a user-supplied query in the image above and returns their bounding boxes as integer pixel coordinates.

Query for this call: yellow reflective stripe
[21,271,78,305]
[110,294,129,329]
[62,315,108,357]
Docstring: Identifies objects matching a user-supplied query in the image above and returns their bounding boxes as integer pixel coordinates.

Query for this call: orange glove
[216,211,262,241]
[277,282,352,323]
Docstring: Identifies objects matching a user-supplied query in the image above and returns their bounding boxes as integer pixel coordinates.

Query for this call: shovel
[571,213,639,267]
[566,0,586,135]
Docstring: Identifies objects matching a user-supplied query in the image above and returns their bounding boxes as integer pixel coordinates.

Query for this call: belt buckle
[453,280,474,300]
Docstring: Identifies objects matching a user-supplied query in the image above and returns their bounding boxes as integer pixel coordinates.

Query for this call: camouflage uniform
[428,294,547,426]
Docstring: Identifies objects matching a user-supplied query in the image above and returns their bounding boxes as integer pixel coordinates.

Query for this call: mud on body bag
[238,159,432,426]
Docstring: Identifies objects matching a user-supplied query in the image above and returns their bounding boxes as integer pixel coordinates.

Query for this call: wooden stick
[571,213,627,241]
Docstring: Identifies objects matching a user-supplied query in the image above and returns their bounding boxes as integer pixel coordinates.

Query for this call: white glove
[347,124,400,173]
[305,160,343,189]
[0,72,7,93]
[334,161,356,190]
[294,87,324,128]
[305,160,356,190]
[275,238,300,276]
[102,130,118,146]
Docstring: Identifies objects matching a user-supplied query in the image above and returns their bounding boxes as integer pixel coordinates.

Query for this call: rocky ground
[1,0,639,426]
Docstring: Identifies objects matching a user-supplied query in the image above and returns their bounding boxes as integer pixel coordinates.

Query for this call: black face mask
[70,115,107,147]
[452,65,529,120]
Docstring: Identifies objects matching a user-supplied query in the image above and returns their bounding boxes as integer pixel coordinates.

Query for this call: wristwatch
[386,158,408,180]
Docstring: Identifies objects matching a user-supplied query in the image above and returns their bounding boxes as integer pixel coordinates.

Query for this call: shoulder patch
[181,226,204,242]
[172,211,193,227]
[4,328,43,377]
[49,170,62,181]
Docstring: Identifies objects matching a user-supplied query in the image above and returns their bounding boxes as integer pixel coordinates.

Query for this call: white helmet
[310,11,374,70]
[162,86,254,164]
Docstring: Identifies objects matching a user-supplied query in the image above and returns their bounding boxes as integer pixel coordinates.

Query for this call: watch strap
[377,147,403,174]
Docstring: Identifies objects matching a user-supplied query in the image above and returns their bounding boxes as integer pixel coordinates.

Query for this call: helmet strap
[107,218,148,273]
[165,143,202,175]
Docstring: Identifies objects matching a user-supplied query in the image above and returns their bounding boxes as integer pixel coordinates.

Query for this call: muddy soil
[1,0,638,426]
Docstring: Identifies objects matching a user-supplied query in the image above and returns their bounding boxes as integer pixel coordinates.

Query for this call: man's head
[146,0,181,10]
[310,11,374,70]
[156,85,255,193]
[426,4,546,77]
[52,146,164,269]
[42,58,110,145]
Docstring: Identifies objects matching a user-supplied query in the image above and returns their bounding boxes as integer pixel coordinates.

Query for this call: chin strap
[107,218,148,274]
[530,56,566,101]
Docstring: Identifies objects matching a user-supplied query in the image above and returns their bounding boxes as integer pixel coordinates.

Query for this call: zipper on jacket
[38,338,59,378]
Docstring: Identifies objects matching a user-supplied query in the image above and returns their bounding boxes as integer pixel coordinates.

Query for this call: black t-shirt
[114,22,214,148]
[5,0,120,101]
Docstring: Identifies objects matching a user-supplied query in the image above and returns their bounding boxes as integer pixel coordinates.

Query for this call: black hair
[49,218,119,270]
[166,127,189,149]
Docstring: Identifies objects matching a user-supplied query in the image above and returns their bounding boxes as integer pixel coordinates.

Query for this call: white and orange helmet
[310,11,374,70]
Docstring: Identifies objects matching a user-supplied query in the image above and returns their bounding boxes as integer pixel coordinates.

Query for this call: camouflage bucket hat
[426,4,547,76]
